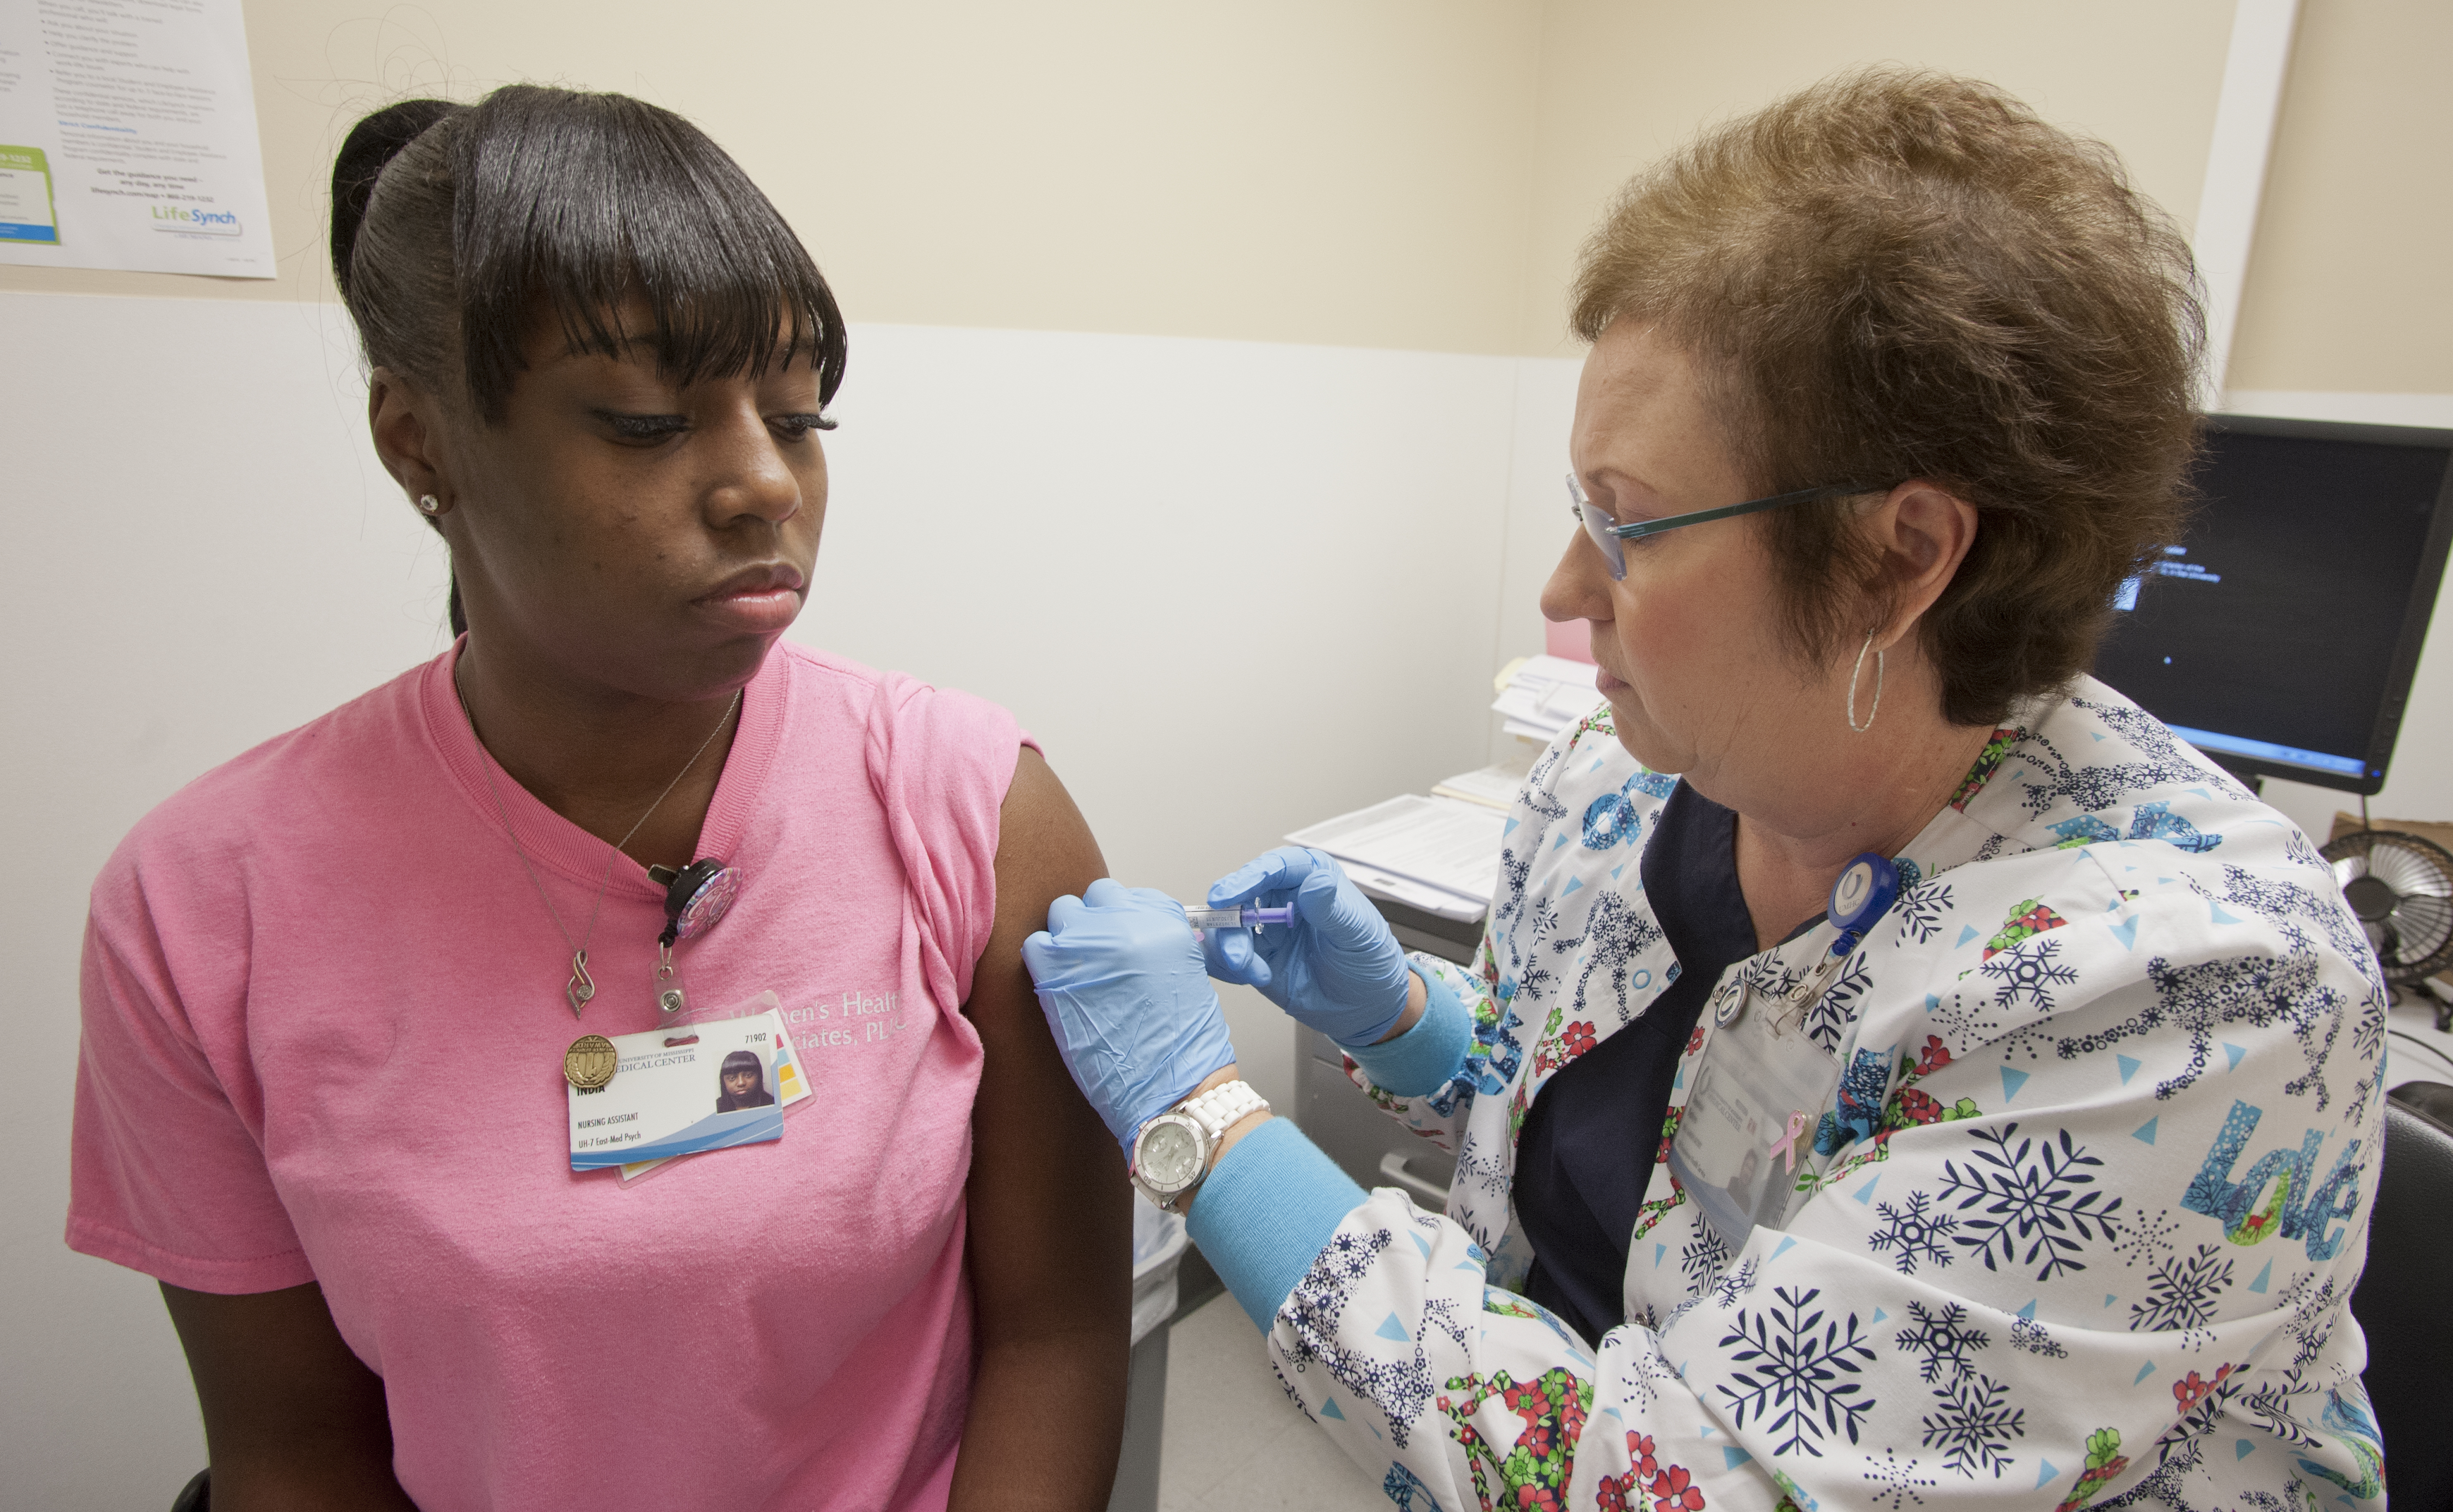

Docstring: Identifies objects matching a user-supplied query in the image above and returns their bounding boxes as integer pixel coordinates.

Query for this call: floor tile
[1158,1293,1390,1512]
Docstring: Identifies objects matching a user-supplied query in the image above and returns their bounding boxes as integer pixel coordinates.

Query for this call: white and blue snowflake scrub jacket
[1250,676,2387,1512]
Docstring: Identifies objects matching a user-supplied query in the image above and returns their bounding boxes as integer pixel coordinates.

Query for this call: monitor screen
[2090,415,2453,794]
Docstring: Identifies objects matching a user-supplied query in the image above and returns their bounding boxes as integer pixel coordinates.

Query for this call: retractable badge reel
[647,859,743,1018]
[1668,852,1899,1251]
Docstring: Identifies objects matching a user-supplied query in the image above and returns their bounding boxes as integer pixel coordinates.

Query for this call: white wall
[1,293,453,1504]
[0,289,1534,1506]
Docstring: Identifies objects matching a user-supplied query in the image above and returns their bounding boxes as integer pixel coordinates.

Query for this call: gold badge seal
[564,1033,618,1093]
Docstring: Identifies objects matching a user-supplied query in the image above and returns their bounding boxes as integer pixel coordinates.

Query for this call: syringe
[1183,905,1295,930]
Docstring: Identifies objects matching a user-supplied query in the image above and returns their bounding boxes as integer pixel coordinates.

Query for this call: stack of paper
[1492,655,1603,743]
[1285,794,1505,922]
[1431,763,1526,812]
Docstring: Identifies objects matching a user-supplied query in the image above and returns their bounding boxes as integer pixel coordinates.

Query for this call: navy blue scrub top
[1514,780,1759,1345]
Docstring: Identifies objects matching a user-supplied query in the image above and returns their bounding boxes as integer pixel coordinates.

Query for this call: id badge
[1667,970,1845,1252]
[618,994,814,1182]
[569,1008,793,1171]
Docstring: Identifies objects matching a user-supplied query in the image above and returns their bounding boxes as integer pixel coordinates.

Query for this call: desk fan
[2321,829,2453,999]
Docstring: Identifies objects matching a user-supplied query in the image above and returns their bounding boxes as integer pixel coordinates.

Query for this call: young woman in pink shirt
[69,85,1128,1511]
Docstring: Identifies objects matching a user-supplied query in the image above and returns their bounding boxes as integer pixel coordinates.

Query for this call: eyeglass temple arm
[1605,483,1887,541]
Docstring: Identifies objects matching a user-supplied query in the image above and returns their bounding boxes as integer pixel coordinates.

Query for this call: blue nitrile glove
[1203,846,1411,1047]
[1022,878,1239,1158]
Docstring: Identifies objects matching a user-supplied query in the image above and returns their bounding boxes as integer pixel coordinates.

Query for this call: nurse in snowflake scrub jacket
[1023,72,2389,1512]
[69,87,1128,1511]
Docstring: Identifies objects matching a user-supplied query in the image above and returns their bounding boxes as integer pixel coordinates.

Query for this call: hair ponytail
[330,99,462,303]
[331,98,470,633]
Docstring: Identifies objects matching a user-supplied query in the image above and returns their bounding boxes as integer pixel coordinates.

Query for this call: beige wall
[2226,0,2453,395]
[0,0,1549,354]
[1519,0,2237,354]
[4,0,2441,389]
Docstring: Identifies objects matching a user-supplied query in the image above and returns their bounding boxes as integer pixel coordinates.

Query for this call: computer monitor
[2090,413,2453,796]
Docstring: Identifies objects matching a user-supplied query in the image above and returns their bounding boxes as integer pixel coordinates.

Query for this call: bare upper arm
[160,1280,415,1510]
[962,746,1130,1344]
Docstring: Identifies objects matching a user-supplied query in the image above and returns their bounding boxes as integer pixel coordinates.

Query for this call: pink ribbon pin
[1767,1110,1810,1173]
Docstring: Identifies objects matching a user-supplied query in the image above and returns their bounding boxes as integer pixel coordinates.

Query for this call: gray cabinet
[1293,898,1482,1205]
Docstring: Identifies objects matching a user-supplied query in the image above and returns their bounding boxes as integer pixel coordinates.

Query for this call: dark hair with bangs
[330,86,847,629]
[1570,69,2204,728]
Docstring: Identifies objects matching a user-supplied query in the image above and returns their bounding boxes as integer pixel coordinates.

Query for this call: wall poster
[0,0,273,276]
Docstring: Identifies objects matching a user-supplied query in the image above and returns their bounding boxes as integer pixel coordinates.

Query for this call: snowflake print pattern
[2007,1315,2068,1358]
[1868,1190,1960,1276]
[1982,935,2080,1010]
[1716,1286,1878,1456]
[2128,1243,2235,1343]
[2061,950,2351,1109]
[1711,1258,1759,1311]
[1936,1123,2122,1281]
[1862,1448,1938,1510]
[1558,888,1668,1023]
[1607,1333,1686,1416]
[1380,1462,1443,1512]
[1258,682,2385,1512]
[2020,706,2223,817]
[1919,1372,2026,1477]
[1894,881,1955,946]
[1893,1301,1988,1384]
[2232,1366,2324,1450]
[2190,864,2376,991]
[1522,895,1563,951]
[1806,952,1874,1051]
[1490,846,1537,934]
[2110,1206,2180,1270]
[2273,1268,2344,1373]
[1679,1224,1731,1294]
[1927,989,2008,1054]
[1279,1229,1437,1446]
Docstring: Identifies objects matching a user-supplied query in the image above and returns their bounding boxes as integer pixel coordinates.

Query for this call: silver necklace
[455,669,741,1022]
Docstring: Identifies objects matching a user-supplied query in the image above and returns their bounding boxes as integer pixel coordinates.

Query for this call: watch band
[1178,1079,1269,1142]
[1130,1080,1270,1213]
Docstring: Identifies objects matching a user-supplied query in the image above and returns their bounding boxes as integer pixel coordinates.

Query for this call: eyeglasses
[1567,472,1887,581]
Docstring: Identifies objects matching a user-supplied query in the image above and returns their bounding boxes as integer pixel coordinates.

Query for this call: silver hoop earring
[417,494,442,515]
[1847,631,1884,733]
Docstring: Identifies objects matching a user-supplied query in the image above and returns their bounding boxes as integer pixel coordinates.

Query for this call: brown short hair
[1570,69,2203,727]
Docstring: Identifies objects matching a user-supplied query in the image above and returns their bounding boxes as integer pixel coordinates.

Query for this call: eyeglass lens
[1565,474,1627,581]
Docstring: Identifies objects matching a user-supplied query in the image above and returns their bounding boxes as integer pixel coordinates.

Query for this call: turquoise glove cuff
[1185,1118,1366,1333]
[1343,963,1474,1094]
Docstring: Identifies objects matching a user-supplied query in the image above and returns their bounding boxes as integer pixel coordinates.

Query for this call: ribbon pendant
[565,950,596,1017]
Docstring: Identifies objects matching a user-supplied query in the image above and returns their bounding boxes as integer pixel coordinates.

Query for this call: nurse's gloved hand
[1022,879,1238,1158]
[1204,847,1411,1047]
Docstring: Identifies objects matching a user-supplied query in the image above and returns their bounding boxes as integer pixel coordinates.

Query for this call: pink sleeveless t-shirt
[69,642,1026,1511]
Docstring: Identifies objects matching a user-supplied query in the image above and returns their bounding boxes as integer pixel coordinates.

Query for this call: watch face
[1137,1118,1202,1189]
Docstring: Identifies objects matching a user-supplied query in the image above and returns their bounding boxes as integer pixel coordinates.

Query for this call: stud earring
[417,494,442,515]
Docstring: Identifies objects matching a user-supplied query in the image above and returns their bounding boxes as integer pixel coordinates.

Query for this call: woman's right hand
[1204,847,1414,1047]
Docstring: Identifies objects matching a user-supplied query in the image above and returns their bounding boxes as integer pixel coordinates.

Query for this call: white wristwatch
[1129,1079,1269,1213]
